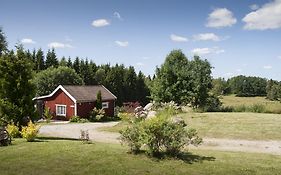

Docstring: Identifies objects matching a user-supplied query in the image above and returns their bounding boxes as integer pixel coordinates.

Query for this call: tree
[136,71,150,105]
[67,57,72,68]
[96,90,102,109]
[151,50,191,104]
[33,66,84,96]
[95,68,106,84]
[59,56,67,66]
[151,50,213,108]
[73,57,80,74]
[0,27,8,56]
[211,78,228,96]
[266,79,281,100]
[35,48,45,71]
[0,46,37,126]
[45,48,58,68]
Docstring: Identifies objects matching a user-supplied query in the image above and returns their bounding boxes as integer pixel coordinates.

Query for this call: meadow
[0,139,280,175]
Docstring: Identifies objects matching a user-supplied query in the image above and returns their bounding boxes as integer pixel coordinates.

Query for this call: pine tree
[96,90,102,109]
[73,57,80,74]
[36,48,45,71]
[67,57,72,68]
[0,27,8,56]
[0,46,37,126]
[59,56,67,66]
[45,48,58,68]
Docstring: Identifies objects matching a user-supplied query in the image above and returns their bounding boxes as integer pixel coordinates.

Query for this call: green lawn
[0,139,280,175]
[101,112,281,140]
[221,95,281,113]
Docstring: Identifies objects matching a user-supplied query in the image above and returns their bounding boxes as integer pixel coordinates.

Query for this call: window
[56,105,66,116]
[102,102,109,109]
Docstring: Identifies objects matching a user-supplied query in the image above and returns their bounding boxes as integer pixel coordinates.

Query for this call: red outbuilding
[33,85,117,120]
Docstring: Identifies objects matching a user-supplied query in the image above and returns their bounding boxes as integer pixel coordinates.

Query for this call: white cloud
[191,47,224,55]
[250,4,259,10]
[206,8,237,28]
[92,19,110,27]
[236,69,242,72]
[21,38,36,44]
[48,42,73,49]
[113,12,123,20]
[170,34,188,42]
[136,62,144,66]
[263,65,272,69]
[65,36,72,42]
[193,33,220,41]
[115,40,129,47]
[243,0,281,30]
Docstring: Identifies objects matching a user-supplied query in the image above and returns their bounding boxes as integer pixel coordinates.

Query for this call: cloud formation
[243,0,281,30]
[115,40,129,47]
[21,38,36,44]
[250,4,259,10]
[92,19,110,27]
[48,42,73,49]
[192,47,224,55]
[136,62,144,66]
[170,34,188,42]
[263,65,272,69]
[206,8,237,28]
[193,33,220,41]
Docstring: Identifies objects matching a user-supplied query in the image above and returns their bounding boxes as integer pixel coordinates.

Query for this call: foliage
[0,126,11,146]
[266,79,281,101]
[202,95,222,112]
[33,66,84,96]
[118,112,134,122]
[119,123,143,153]
[151,50,212,108]
[0,47,38,126]
[96,90,102,109]
[44,107,52,123]
[89,108,105,122]
[120,108,202,157]
[6,122,20,138]
[69,116,89,123]
[45,48,58,68]
[211,78,229,96]
[0,27,8,56]
[228,75,267,97]
[20,121,40,142]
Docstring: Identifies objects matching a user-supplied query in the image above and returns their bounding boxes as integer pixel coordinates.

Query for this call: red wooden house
[33,85,117,120]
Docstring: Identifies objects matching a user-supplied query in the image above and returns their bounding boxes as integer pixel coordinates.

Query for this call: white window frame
[56,104,67,116]
[102,102,109,109]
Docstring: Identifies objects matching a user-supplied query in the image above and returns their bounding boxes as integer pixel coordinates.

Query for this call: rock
[144,103,153,111]
[172,117,186,126]
[146,111,157,120]
[134,106,143,113]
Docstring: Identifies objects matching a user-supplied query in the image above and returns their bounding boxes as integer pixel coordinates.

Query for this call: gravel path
[39,122,281,155]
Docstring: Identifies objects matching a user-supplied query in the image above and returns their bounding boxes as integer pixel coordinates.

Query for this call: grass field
[0,139,280,175]
[221,95,281,113]
[101,112,281,140]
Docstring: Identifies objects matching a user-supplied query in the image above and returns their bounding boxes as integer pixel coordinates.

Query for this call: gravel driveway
[39,122,120,143]
[39,122,281,155]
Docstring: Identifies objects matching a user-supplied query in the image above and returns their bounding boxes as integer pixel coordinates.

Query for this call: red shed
[33,85,117,120]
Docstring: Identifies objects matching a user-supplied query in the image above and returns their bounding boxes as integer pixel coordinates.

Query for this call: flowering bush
[6,122,20,138]
[21,121,40,142]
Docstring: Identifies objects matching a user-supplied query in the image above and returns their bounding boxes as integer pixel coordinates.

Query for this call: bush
[21,121,40,142]
[89,108,105,122]
[203,95,222,112]
[119,123,143,153]
[6,122,20,138]
[44,107,52,123]
[250,104,265,113]
[70,116,89,123]
[120,108,202,157]
[118,112,134,122]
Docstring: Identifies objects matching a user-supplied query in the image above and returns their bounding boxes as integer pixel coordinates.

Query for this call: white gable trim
[33,85,77,103]
[101,85,117,99]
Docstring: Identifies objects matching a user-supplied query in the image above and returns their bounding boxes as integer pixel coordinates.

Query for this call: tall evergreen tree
[73,57,80,74]
[0,46,37,126]
[67,57,72,68]
[0,27,8,56]
[45,48,58,68]
[35,48,45,71]
[59,56,67,66]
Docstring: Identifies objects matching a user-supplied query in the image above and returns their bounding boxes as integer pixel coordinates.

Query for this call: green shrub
[6,122,20,138]
[250,104,265,113]
[21,121,40,142]
[44,107,52,123]
[120,108,202,157]
[119,123,143,153]
[203,95,222,112]
[118,112,134,122]
[89,108,105,122]
[69,116,81,122]
[79,118,89,123]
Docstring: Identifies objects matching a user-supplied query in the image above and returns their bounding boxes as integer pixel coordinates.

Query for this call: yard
[101,112,281,140]
[0,139,281,175]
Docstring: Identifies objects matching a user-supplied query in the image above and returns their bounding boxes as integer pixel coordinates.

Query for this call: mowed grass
[221,95,281,113]
[101,112,281,140]
[0,139,281,175]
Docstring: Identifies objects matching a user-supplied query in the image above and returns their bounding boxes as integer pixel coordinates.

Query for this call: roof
[33,85,117,102]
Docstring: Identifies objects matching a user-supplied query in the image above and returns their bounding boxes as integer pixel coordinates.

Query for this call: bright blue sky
[1,0,281,80]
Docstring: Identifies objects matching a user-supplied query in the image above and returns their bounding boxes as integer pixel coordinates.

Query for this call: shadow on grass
[131,150,216,164]
[36,136,80,141]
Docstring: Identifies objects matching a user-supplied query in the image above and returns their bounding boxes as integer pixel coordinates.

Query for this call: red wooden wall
[77,100,115,117]
[44,89,75,120]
